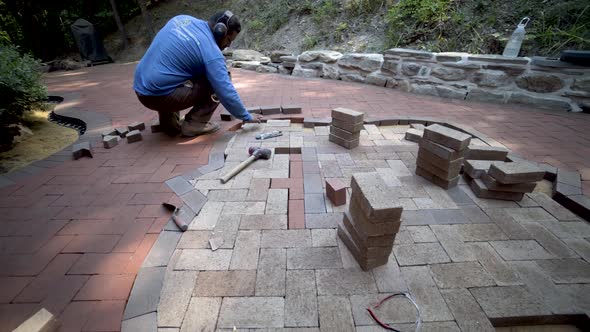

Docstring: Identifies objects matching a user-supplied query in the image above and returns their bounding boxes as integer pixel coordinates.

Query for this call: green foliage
[313,0,340,26]
[527,1,590,56]
[344,0,383,17]
[302,34,319,50]
[248,19,265,32]
[0,44,47,150]
[386,0,454,49]
[334,22,348,43]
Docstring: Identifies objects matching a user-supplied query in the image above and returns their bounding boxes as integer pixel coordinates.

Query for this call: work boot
[158,111,181,136]
[181,121,220,137]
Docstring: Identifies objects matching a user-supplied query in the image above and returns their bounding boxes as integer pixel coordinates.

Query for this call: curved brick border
[122,116,590,331]
[0,95,111,188]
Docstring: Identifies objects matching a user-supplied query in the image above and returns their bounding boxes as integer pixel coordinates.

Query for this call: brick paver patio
[0,63,589,331]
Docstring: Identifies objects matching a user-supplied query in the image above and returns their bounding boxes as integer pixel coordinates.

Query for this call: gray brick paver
[230,231,261,270]
[217,297,285,329]
[317,296,355,332]
[179,297,221,332]
[285,270,319,327]
[193,270,256,296]
[157,271,197,327]
[256,248,287,296]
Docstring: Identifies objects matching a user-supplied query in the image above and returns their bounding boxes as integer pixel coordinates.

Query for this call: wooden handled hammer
[220,147,272,183]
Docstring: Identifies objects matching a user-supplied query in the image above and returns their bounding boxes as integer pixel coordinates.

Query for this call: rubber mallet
[220,147,272,183]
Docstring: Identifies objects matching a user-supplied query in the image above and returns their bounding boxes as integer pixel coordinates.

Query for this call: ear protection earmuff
[213,10,234,43]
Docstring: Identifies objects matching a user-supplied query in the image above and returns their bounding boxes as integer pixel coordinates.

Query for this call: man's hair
[209,11,241,34]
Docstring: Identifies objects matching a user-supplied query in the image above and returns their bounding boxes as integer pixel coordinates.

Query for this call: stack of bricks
[465,161,544,201]
[329,108,364,149]
[337,172,403,270]
[416,124,472,189]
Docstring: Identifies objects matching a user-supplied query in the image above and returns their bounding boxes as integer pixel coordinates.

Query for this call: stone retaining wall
[226,48,590,113]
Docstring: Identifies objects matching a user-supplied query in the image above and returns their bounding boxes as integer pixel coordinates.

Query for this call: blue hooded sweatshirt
[133,15,252,121]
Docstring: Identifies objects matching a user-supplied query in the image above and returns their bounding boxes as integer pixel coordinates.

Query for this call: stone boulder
[401,63,425,76]
[337,53,383,73]
[270,50,292,63]
[436,86,468,99]
[431,67,466,81]
[234,61,260,71]
[572,77,590,93]
[471,70,510,87]
[411,83,439,97]
[515,74,564,93]
[340,73,365,83]
[321,65,340,80]
[298,50,342,63]
[292,66,320,78]
[257,65,278,74]
[279,66,293,75]
[365,73,389,87]
[232,49,266,62]
[280,56,298,63]
[467,88,507,103]
[382,58,400,74]
[384,48,434,60]
[509,92,571,111]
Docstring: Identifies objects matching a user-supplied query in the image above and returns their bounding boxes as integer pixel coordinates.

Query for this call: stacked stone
[416,124,471,189]
[329,108,364,149]
[337,172,403,271]
[466,161,544,201]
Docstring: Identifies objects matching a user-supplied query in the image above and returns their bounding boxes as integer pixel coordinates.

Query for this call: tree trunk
[136,0,154,40]
[109,0,129,49]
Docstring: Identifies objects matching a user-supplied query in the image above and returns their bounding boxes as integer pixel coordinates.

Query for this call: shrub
[0,44,47,151]
[386,0,455,48]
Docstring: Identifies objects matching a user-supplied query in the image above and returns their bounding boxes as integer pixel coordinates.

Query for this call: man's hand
[243,114,263,124]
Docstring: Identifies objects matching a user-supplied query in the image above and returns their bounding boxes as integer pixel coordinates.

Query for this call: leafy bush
[0,44,47,150]
[313,0,340,26]
[345,0,384,17]
[386,0,455,48]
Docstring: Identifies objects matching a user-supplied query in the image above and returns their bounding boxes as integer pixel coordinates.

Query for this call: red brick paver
[0,63,589,331]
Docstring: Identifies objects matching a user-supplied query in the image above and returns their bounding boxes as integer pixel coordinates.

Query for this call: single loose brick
[116,127,129,138]
[281,105,302,114]
[126,130,143,143]
[481,174,536,193]
[330,125,360,140]
[326,178,346,206]
[303,117,331,128]
[260,105,282,115]
[469,178,525,201]
[405,129,423,142]
[463,160,501,179]
[247,106,262,114]
[73,141,93,160]
[465,145,509,161]
[423,124,471,151]
[102,128,118,138]
[102,135,120,149]
[488,162,544,184]
[331,108,364,123]
[150,120,162,133]
[127,121,146,131]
